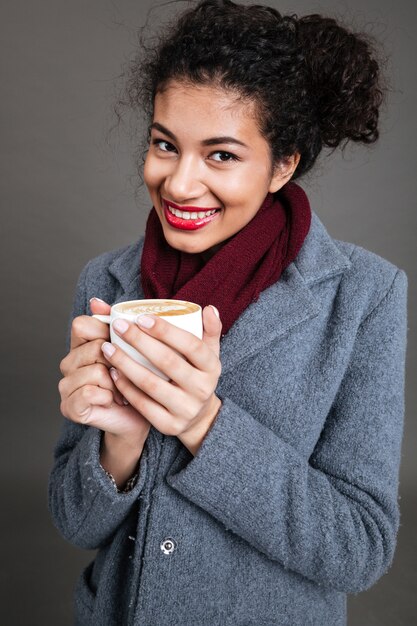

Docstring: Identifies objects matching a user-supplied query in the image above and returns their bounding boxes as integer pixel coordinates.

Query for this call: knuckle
[57,377,67,396]
[84,341,106,368]
[181,407,194,424]
[59,356,68,375]
[59,400,67,418]
[144,377,160,396]
[162,350,177,371]
[165,422,181,437]
[195,382,209,402]
[92,338,107,355]
[153,320,166,338]
[188,336,201,357]
[97,364,111,386]
[194,375,211,401]
[81,385,95,401]
[71,316,85,336]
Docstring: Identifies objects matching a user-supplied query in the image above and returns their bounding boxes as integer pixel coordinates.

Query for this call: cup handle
[92,314,111,324]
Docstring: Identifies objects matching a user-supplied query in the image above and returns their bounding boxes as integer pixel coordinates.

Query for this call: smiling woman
[48,2,408,625]
[144,82,300,256]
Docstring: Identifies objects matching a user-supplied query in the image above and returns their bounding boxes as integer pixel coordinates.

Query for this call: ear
[268,153,301,193]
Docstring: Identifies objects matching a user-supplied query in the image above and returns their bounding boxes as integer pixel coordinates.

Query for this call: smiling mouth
[163,199,221,220]
[162,199,221,231]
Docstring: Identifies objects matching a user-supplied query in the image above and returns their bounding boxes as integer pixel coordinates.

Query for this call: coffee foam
[116,300,199,317]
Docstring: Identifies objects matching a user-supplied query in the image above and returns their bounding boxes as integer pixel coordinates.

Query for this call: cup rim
[112,298,201,315]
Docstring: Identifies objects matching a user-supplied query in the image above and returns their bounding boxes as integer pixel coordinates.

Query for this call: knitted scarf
[140,182,312,337]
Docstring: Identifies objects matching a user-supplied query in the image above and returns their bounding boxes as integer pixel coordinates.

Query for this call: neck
[199,234,239,263]
[199,242,224,264]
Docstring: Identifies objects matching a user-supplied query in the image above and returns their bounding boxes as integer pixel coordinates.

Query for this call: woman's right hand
[58,297,151,451]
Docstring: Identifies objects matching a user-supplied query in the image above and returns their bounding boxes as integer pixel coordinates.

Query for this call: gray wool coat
[48,210,408,626]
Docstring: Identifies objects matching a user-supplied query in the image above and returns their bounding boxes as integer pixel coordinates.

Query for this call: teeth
[167,205,217,219]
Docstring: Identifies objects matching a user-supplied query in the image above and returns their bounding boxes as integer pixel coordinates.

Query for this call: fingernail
[136,314,155,329]
[109,367,119,382]
[89,297,106,304]
[113,318,129,334]
[209,305,220,318]
[101,342,116,357]
[122,397,129,406]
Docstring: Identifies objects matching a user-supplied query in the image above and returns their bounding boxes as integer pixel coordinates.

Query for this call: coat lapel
[108,239,146,302]
[219,262,321,375]
[220,212,352,374]
[108,211,352,375]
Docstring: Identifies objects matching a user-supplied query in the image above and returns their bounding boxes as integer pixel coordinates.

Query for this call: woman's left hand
[101,305,223,456]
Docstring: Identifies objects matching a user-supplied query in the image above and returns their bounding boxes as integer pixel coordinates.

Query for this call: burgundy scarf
[140,182,312,337]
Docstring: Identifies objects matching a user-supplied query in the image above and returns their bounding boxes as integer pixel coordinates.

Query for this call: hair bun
[297,14,386,148]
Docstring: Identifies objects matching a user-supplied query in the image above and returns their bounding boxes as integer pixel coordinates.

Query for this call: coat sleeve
[48,261,149,550]
[166,269,408,593]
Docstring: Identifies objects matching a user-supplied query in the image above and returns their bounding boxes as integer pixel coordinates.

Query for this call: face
[144,80,299,261]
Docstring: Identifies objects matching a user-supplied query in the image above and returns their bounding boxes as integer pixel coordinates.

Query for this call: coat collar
[108,211,352,375]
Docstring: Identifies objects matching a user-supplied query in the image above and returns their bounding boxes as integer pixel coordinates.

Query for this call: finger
[66,399,152,441]
[70,314,111,351]
[103,341,185,408]
[109,318,210,392]
[89,297,111,316]
[58,363,125,406]
[85,403,151,437]
[104,341,203,421]
[61,385,114,423]
[202,305,222,358]
[109,367,185,437]
[119,315,218,374]
[60,338,112,376]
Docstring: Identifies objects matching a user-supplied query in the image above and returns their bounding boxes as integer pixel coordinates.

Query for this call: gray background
[1,0,416,624]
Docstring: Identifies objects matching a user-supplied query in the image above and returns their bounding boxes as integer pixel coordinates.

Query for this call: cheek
[218,168,272,217]
[213,173,246,200]
[215,172,263,209]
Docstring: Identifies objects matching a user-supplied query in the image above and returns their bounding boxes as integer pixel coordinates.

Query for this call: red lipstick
[163,199,221,231]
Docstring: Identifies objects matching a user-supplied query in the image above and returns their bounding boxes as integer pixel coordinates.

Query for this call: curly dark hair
[115,0,388,181]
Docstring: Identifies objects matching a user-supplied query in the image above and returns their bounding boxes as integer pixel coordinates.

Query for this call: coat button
[160,538,176,555]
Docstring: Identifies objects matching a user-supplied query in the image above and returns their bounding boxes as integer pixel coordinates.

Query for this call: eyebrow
[150,122,249,148]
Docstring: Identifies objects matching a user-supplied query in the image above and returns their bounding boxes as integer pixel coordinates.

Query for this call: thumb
[89,297,111,315]
[202,305,222,357]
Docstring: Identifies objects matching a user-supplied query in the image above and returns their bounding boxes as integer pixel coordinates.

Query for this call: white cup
[93,298,203,381]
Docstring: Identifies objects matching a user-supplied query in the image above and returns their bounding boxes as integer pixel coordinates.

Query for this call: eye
[152,139,177,153]
[209,151,239,163]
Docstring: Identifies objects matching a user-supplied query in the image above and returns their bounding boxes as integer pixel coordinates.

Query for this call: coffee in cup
[115,300,200,317]
[93,299,202,380]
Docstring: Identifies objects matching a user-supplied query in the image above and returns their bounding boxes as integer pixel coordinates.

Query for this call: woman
[49,1,408,624]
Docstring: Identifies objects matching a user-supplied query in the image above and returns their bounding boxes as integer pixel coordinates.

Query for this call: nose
[163,155,206,203]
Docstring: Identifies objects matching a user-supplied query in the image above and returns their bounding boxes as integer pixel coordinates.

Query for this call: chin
[163,234,205,255]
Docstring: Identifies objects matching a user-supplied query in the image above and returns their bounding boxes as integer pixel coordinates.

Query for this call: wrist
[103,431,146,455]
[179,395,222,456]
[100,431,145,490]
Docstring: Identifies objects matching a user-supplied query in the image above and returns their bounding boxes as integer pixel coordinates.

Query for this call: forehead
[153,80,262,139]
